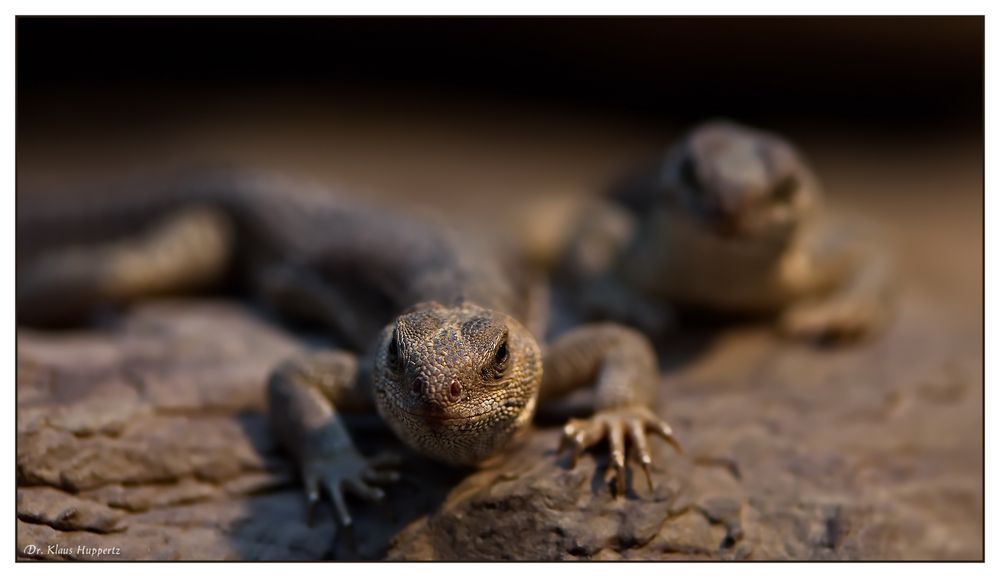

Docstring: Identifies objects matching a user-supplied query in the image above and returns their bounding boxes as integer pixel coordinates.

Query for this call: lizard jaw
[374,388,539,467]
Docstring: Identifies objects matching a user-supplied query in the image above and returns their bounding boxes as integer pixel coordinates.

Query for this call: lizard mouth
[385,393,529,426]
[393,404,500,424]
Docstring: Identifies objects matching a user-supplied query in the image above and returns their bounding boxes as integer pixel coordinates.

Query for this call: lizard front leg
[578,274,676,340]
[780,222,895,342]
[559,200,675,338]
[540,324,681,497]
[267,351,400,527]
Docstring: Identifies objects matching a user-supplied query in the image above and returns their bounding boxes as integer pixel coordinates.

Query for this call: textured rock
[384,286,982,561]
[16,288,982,560]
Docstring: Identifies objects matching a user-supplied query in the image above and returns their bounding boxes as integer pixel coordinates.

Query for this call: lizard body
[17,171,679,527]
[562,120,894,342]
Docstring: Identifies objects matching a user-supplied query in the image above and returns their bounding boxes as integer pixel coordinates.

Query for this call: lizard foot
[302,449,401,527]
[780,297,889,343]
[559,406,682,498]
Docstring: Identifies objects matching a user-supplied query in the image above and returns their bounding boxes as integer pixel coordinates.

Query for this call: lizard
[16,170,682,527]
[558,120,895,343]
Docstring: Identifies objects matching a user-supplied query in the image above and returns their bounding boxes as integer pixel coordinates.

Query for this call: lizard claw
[302,449,401,527]
[559,406,681,498]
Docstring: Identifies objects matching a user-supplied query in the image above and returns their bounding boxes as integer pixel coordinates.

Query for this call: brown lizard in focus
[560,120,895,342]
[17,171,681,527]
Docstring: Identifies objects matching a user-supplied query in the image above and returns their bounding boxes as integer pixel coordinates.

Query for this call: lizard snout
[705,203,745,237]
[410,374,463,409]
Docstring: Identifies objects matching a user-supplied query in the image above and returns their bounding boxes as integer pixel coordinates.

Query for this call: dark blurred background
[16,17,983,308]
[17,17,983,130]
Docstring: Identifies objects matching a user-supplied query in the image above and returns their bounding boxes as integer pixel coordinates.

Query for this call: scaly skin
[18,170,681,527]
[561,120,895,342]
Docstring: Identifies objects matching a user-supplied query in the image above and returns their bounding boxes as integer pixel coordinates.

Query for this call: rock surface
[16,286,983,560]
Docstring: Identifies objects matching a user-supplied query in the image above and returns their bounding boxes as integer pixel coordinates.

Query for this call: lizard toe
[562,406,681,498]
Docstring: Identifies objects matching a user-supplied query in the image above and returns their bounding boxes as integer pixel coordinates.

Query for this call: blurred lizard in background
[17,171,681,527]
[557,120,895,343]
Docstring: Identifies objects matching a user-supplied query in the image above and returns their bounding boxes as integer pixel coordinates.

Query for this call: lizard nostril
[448,379,462,401]
[411,377,425,395]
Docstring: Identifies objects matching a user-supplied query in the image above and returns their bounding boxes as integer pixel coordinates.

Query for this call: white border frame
[3,3,992,575]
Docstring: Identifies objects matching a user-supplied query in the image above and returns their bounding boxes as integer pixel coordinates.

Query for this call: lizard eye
[484,337,509,381]
[772,176,799,203]
[386,328,402,371]
[495,340,509,367]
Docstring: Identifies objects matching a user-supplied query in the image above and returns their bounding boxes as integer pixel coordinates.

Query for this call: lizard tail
[16,168,250,260]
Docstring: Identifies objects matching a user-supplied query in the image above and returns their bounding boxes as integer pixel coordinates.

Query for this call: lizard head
[371,300,542,467]
[661,120,821,240]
